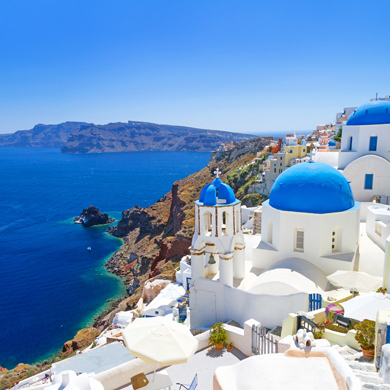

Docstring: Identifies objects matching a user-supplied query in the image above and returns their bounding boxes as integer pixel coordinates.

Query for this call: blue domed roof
[197,177,238,206]
[346,100,390,126]
[269,162,355,214]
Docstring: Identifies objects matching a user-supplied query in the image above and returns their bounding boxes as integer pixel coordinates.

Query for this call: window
[364,173,374,190]
[236,210,240,233]
[332,227,341,253]
[274,168,276,173]
[290,150,293,153]
[369,136,378,151]
[294,229,304,252]
[349,136,353,151]
[280,163,282,166]
[303,149,305,152]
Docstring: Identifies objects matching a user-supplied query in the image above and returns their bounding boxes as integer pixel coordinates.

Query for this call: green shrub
[354,319,376,350]
[325,323,348,334]
[209,322,228,347]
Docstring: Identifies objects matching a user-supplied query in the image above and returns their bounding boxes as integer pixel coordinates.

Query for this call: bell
[208,253,216,265]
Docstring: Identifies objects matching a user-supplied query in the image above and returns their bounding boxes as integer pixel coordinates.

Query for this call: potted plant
[209,322,228,350]
[354,319,376,359]
[227,342,233,350]
[376,287,387,294]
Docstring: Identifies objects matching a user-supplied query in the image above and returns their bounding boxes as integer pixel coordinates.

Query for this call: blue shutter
[365,174,373,190]
[349,137,353,150]
[369,136,378,151]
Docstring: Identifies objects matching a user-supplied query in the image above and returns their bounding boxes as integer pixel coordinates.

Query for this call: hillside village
[4,96,390,390]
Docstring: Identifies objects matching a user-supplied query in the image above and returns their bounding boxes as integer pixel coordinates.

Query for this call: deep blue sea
[0,148,210,369]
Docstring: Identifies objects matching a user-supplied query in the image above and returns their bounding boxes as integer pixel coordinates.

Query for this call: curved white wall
[343,155,390,202]
[253,202,360,275]
[339,123,390,170]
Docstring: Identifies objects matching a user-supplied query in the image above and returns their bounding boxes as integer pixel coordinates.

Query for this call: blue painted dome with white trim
[269,162,355,214]
[346,100,390,126]
[197,177,238,206]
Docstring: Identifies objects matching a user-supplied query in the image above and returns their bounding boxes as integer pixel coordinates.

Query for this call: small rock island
[74,206,115,227]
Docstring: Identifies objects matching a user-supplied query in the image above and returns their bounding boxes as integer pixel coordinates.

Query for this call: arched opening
[236,210,240,233]
[267,220,273,244]
[222,211,229,236]
[204,212,212,235]
[369,135,378,151]
[364,171,374,190]
[332,226,342,253]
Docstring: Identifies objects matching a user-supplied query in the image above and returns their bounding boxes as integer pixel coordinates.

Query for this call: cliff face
[61,121,256,153]
[100,136,271,323]
[0,122,88,148]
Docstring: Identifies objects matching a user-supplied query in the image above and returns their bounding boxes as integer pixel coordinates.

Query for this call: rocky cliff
[97,136,271,327]
[0,122,89,148]
[61,121,256,153]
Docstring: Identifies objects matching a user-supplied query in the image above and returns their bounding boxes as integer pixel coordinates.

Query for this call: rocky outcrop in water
[74,206,115,227]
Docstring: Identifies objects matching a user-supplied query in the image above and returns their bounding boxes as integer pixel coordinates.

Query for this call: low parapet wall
[93,318,260,390]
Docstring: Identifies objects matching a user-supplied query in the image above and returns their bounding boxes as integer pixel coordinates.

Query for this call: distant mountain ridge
[0,122,89,148]
[0,121,255,153]
[61,121,256,153]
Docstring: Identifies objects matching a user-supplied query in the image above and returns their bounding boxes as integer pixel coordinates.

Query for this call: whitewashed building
[254,161,360,276]
[189,163,362,329]
[339,100,390,202]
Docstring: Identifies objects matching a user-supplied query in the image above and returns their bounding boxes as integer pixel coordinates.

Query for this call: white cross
[214,168,222,178]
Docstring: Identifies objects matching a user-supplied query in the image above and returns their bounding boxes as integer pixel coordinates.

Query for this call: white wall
[366,205,390,251]
[339,123,390,170]
[190,277,308,329]
[342,155,390,202]
[359,201,377,222]
[253,202,360,275]
[314,151,340,168]
[241,205,257,225]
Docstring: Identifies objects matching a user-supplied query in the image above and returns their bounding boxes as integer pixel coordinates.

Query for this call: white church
[186,162,370,329]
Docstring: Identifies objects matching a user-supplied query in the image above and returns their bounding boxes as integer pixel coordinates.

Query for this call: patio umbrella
[326,270,382,293]
[122,316,198,379]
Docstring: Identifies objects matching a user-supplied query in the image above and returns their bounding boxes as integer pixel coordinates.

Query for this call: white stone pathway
[334,345,390,390]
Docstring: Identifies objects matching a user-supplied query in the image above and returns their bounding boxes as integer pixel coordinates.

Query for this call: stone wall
[253,208,262,235]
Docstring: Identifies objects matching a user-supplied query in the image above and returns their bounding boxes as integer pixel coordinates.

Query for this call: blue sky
[1,0,390,134]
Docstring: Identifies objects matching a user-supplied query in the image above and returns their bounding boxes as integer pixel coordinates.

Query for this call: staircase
[333,345,390,390]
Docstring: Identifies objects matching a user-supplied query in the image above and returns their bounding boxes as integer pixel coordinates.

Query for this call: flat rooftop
[53,342,135,375]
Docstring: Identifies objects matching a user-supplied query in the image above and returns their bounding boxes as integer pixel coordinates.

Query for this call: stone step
[353,370,381,379]
[348,361,378,373]
[362,382,390,390]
